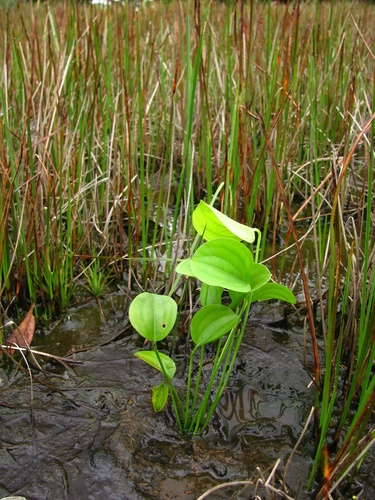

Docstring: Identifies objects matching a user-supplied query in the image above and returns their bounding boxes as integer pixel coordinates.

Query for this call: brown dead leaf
[6,303,35,354]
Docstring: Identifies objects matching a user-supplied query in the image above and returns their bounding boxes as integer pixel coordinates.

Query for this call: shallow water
[0,291,372,499]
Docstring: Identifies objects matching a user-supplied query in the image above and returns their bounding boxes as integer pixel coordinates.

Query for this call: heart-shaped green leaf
[152,382,169,413]
[134,350,176,379]
[248,262,271,291]
[250,282,296,304]
[191,238,253,293]
[175,258,196,277]
[191,305,239,347]
[129,293,177,342]
[200,284,223,306]
[192,200,256,243]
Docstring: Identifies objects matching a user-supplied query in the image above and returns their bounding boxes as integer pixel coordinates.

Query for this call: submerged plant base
[129,201,296,435]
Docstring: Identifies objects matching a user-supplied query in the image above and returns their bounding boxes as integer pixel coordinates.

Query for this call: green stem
[184,344,199,428]
[192,329,236,436]
[187,345,206,428]
[199,297,251,434]
[154,344,184,433]
[188,318,240,435]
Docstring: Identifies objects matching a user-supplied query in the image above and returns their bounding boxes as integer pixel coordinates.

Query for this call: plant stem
[199,297,251,434]
[154,343,184,433]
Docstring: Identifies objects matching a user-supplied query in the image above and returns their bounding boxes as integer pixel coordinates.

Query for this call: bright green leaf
[250,282,296,304]
[175,258,196,278]
[129,292,177,341]
[228,289,246,309]
[134,350,176,379]
[191,238,253,293]
[152,383,169,413]
[191,305,239,347]
[200,284,223,306]
[192,200,256,243]
[248,262,271,291]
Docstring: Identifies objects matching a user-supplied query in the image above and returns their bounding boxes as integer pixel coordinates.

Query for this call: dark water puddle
[0,292,371,499]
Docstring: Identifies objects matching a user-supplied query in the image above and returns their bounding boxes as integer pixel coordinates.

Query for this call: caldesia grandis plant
[129,199,296,435]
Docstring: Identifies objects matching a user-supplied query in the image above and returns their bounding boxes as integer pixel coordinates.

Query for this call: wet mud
[0,292,371,499]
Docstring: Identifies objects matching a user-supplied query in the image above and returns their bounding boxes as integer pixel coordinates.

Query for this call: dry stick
[259,115,320,430]
[196,460,294,500]
[0,344,78,401]
[254,459,295,500]
[0,343,107,419]
[1,345,83,365]
[196,480,253,500]
[17,347,34,429]
[282,406,315,488]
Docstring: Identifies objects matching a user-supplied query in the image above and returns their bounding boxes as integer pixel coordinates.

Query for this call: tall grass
[1,0,375,493]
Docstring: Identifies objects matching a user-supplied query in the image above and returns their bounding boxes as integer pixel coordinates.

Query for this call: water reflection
[217,385,262,440]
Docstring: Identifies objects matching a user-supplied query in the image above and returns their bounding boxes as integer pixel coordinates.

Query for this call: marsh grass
[1,0,375,494]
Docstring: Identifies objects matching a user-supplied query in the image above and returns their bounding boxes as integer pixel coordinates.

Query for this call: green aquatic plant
[129,201,296,435]
[82,253,111,299]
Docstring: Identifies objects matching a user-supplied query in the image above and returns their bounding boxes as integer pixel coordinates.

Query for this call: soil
[0,291,373,499]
